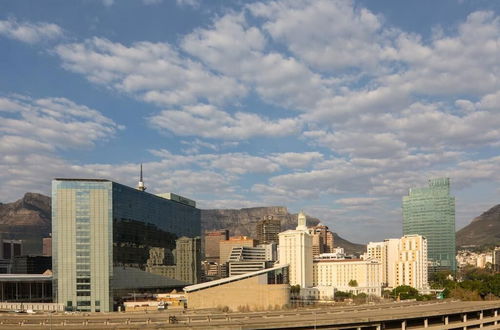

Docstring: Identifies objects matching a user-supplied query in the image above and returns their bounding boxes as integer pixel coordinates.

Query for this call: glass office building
[402,178,456,273]
[52,179,201,312]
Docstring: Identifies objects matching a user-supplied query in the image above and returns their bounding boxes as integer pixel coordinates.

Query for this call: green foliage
[290,284,301,294]
[348,279,358,287]
[391,285,419,300]
[430,266,500,301]
[334,291,352,301]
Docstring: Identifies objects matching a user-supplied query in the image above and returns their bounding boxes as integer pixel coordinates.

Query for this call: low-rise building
[185,265,290,311]
[312,259,382,298]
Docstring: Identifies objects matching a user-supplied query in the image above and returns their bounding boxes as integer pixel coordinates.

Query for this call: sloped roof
[184,264,288,293]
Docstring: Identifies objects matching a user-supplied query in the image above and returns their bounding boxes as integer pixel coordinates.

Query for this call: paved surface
[0,300,499,329]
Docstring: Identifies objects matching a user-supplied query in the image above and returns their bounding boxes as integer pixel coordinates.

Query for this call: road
[0,300,499,329]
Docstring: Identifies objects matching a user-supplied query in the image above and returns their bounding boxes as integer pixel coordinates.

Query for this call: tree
[348,279,358,287]
[290,284,301,295]
[334,291,352,301]
[391,285,419,300]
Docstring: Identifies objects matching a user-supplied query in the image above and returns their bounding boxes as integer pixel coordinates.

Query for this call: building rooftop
[184,264,288,293]
[0,274,52,282]
[54,178,110,181]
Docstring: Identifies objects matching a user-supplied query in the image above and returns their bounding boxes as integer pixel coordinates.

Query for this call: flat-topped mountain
[0,193,367,255]
[201,206,366,255]
[0,193,51,254]
[457,204,500,248]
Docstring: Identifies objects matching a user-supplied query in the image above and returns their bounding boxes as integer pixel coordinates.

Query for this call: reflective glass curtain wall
[402,178,456,273]
[53,179,201,312]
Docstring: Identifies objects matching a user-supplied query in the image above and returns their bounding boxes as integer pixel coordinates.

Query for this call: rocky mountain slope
[0,193,51,254]
[1,193,367,255]
[201,206,366,255]
[456,204,500,248]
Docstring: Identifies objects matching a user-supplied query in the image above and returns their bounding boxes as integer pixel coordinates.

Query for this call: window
[77,278,90,283]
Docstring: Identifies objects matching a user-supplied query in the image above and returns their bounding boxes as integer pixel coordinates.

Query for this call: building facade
[256,216,281,244]
[396,235,428,291]
[185,265,289,311]
[367,235,428,291]
[309,224,334,257]
[204,229,229,263]
[278,211,313,288]
[403,178,456,272]
[42,237,52,257]
[367,239,399,288]
[52,179,200,312]
[312,259,382,297]
[219,236,256,264]
[175,236,201,284]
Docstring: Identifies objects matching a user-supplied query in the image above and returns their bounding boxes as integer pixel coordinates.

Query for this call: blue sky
[1,0,499,243]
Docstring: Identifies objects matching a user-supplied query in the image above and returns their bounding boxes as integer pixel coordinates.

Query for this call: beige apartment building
[204,229,229,263]
[219,236,256,264]
[367,235,428,291]
[309,224,334,257]
[313,259,382,296]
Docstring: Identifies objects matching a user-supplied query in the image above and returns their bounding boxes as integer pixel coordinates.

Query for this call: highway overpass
[0,299,499,329]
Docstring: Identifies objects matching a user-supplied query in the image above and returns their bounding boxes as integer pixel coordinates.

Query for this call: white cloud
[0,18,64,44]
[55,37,247,107]
[182,13,330,111]
[149,149,282,175]
[0,95,122,152]
[249,0,396,72]
[335,197,381,206]
[304,130,407,159]
[175,0,199,8]
[149,104,300,140]
[270,152,323,169]
[102,0,114,7]
[385,11,500,96]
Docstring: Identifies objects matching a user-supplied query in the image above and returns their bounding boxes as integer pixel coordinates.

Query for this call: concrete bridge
[0,300,499,329]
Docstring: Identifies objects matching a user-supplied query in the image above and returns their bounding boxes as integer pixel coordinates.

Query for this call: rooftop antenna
[137,163,146,191]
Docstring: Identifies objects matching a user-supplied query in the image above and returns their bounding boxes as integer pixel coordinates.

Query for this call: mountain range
[456,204,500,248]
[1,193,498,254]
[0,193,365,255]
[0,193,51,254]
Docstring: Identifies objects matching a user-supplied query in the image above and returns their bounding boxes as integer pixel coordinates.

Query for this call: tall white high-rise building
[367,235,428,291]
[367,239,399,287]
[396,235,428,290]
[278,211,312,288]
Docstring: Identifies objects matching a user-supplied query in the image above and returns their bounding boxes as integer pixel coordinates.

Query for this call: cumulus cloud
[149,104,300,140]
[0,95,122,201]
[0,18,64,44]
[249,0,396,72]
[0,95,122,152]
[55,38,247,107]
[4,1,500,243]
[270,152,324,169]
[384,11,500,96]
[182,13,330,111]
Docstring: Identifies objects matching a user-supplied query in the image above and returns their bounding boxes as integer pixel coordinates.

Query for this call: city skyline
[1,0,500,244]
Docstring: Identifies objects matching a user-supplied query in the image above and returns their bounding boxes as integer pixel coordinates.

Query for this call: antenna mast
[137,163,146,191]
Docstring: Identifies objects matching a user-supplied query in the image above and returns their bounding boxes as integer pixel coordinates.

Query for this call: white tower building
[278,211,312,288]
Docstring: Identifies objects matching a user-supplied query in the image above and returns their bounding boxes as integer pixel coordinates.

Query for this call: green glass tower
[402,178,456,273]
